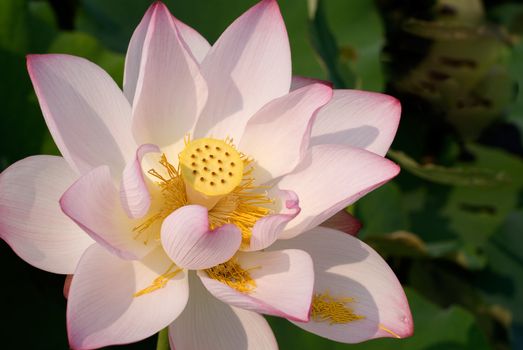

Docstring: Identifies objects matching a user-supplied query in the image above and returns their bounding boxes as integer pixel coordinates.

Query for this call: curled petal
[120,144,160,219]
[161,205,242,270]
[244,190,300,251]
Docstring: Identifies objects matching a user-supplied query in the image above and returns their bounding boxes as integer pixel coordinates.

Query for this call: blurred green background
[1,0,522,349]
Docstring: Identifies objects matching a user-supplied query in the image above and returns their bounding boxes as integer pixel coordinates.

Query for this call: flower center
[179,137,244,202]
[134,137,272,248]
[310,291,364,324]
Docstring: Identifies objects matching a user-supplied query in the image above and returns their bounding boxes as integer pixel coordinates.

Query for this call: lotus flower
[0,1,412,349]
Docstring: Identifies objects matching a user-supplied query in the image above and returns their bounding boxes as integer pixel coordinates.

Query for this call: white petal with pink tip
[169,274,277,350]
[67,244,188,350]
[311,90,401,156]
[278,144,400,239]
[131,2,208,148]
[61,166,154,260]
[272,227,413,343]
[194,0,291,141]
[239,83,332,184]
[198,249,314,322]
[0,156,93,274]
[27,54,135,176]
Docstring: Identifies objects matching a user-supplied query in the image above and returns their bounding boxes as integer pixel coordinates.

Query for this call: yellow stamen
[379,324,401,338]
[209,165,273,247]
[205,257,258,293]
[132,154,187,244]
[310,291,365,324]
[133,264,183,297]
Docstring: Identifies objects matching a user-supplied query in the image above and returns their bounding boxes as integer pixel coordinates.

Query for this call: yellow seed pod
[179,138,244,197]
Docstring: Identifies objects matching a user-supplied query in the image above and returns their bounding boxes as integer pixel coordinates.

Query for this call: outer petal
[67,244,189,349]
[124,4,210,103]
[27,54,135,176]
[123,2,153,104]
[278,144,400,239]
[198,249,314,322]
[120,144,160,219]
[321,210,362,236]
[244,189,300,251]
[239,83,332,183]
[291,76,332,91]
[273,227,413,342]
[169,274,277,350]
[194,0,291,141]
[0,156,93,274]
[60,166,153,260]
[173,17,211,63]
[161,205,242,270]
[311,90,401,156]
[131,2,208,148]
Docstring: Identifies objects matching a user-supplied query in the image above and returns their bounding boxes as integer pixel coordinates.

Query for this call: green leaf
[442,144,523,247]
[307,0,356,88]
[322,0,385,91]
[365,231,427,258]
[388,149,510,187]
[356,182,409,238]
[0,0,29,53]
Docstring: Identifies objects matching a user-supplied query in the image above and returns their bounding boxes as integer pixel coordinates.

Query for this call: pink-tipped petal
[194,0,291,141]
[321,210,362,236]
[311,90,401,156]
[172,16,211,63]
[125,4,210,104]
[290,76,333,91]
[278,144,400,239]
[123,2,154,104]
[244,190,300,251]
[120,144,160,219]
[68,244,189,349]
[169,274,277,350]
[60,166,154,260]
[198,249,314,322]
[27,54,135,176]
[273,227,413,342]
[161,205,242,270]
[239,83,332,183]
[132,2,208,148]
[0,156,93,274]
